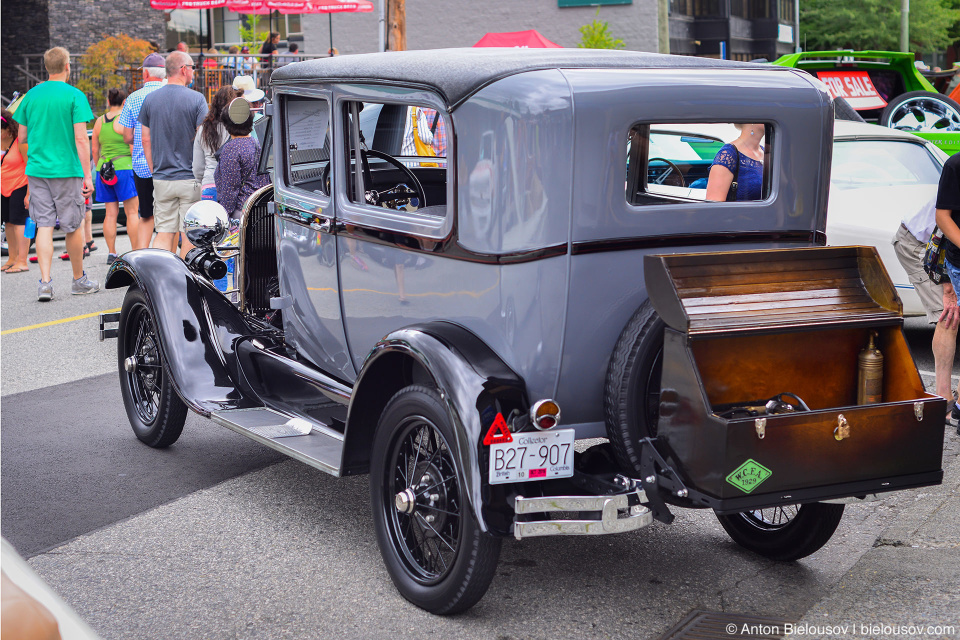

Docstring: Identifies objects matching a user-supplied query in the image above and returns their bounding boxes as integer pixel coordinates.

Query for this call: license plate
[488,429,575,485]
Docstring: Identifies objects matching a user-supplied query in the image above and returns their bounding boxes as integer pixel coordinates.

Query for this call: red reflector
[538,416,556,430]
[529,468,547,479]
[483,413,513,445]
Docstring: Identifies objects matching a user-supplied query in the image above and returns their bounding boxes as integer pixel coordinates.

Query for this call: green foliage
[578,10,625,50]
[238,14,269,50]
[800,0,955,53]
[76,35,154,107]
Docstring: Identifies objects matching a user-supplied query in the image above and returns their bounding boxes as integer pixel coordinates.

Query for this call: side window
[284,95,332,196]
[342,100,449,218]
[626,123,772,205]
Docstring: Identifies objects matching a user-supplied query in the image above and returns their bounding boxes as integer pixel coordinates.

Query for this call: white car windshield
[831,140,942,190]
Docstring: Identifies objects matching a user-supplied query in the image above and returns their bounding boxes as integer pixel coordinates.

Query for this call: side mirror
[183,200,229,249]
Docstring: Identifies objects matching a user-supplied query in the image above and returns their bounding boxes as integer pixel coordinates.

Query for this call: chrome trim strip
[237,183,275,313]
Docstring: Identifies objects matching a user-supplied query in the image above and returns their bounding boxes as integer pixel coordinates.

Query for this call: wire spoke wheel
[118,287,187,448]
[738,505,800,530]
[371,385,501,614]
[716,502,844,561]
[387,417,462,584]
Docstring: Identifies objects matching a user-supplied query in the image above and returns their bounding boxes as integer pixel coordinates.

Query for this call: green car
[773,50,960,155]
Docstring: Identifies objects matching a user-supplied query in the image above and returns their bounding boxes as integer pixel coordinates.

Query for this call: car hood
[825,184,938,241]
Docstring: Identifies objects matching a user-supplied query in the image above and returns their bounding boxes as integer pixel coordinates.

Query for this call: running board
[210,407,344,476]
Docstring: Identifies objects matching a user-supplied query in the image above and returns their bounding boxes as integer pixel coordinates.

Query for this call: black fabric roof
[270,48,782,108]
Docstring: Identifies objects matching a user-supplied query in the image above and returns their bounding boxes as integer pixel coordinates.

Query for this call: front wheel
[716,502,845,561]
[118,287,187,448]
[370,385,501,614]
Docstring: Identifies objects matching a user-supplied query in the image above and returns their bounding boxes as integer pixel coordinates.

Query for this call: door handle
[309,218,344,234]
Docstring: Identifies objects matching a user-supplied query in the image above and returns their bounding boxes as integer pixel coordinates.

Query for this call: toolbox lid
[644,246,902,336]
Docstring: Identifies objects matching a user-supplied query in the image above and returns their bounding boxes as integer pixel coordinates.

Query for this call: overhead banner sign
[815,71,888,110]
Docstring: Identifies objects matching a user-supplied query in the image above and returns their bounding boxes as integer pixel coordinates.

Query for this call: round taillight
[530,399,561,431]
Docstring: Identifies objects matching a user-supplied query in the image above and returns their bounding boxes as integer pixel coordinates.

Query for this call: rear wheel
[716,502,845,561]
[118,287,187,448]
[880,91,960,132]
[370,385,501,614]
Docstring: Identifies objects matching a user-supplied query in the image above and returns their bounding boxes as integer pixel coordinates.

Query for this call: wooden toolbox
[644,246,945,512]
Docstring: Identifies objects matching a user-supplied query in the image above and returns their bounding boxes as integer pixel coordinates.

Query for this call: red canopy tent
[473,30,561,48]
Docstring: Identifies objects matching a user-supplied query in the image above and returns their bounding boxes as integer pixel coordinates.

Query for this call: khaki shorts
[27,177,85,233]
[153,179,201,233]
[893,224,943,324]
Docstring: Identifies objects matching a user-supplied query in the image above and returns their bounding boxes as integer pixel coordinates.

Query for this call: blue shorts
[95,168,138,203]
[945,258,960,306]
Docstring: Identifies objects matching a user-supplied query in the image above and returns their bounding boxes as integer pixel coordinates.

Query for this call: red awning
[473,30,561,48]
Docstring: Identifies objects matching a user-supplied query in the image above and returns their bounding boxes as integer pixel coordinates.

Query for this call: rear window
[831,140,942,190]
[626,123,773,205]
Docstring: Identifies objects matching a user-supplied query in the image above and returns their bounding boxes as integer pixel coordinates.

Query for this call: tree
[800,0,955,53]
[578,10,625,50]
[239,14,270,50]
[77,35,154,107]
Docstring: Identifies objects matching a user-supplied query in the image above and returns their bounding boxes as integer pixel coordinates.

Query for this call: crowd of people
[2,46,270,301]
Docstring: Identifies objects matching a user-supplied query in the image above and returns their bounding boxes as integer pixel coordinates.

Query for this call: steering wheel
[363,149,427,210]
[647,157,685,188]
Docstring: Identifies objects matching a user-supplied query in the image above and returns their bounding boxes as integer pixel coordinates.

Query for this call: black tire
[118,287,188,448]
[716,502,845,561]
[370,385,501,614]
[604,300,665,476]
[834,97,865,122]
[880,90,960,132]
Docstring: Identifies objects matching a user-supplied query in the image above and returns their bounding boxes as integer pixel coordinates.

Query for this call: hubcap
[124,356,138,372]
[887,95,960,133]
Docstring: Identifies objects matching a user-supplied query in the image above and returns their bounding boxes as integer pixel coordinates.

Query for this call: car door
[273,90,355,382]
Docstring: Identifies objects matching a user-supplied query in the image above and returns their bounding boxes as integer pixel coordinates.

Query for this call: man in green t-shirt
[13,47,99,301]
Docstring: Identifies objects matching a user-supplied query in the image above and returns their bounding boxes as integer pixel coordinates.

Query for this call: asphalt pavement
[1,233,958,639]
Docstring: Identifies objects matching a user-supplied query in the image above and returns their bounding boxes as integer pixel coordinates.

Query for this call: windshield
[831,140,942,190]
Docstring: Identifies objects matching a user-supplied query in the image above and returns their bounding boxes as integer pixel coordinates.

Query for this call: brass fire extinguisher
[858,331,883,405]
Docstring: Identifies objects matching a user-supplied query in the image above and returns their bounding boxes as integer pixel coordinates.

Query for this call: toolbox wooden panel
[645,247,945,507]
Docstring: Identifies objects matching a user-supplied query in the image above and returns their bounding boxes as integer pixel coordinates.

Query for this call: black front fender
[343,322,528,536]
[106,249,261,416]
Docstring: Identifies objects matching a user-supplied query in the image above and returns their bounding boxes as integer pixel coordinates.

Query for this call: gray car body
[268,48,834,439]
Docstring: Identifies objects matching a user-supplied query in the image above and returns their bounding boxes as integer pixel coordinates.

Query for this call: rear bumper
[513,486,653,540]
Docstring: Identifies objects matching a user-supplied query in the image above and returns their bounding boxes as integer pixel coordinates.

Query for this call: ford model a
[99,49,945,614]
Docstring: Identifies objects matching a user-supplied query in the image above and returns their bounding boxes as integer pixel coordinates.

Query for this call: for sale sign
[815,71,888,111]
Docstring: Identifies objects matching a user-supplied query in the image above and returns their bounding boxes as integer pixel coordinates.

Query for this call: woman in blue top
[705,123,765,202]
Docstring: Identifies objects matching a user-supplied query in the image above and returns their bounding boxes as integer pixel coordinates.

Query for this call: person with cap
[232,75,265,107]
[138,50,208,256]
[119,51,166,250]
[93,87,139,264]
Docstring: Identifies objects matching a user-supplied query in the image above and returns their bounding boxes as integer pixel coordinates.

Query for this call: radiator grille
[240,186,277,317]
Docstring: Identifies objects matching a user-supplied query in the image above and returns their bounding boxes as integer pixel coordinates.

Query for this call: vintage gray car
[100,49,945,614]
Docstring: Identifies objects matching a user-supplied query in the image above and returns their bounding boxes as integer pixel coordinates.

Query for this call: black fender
[343,321,528,536]
[105,249,261,416]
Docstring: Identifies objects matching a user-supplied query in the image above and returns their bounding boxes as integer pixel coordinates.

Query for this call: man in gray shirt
[139,51,208,255]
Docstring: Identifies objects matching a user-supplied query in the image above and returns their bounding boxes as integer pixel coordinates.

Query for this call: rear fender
[106,249,260,416]
[343,322,528,535]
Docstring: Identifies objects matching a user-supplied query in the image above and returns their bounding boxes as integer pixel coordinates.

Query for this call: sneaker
[37,278,53,302]
[106,253,117,265]
[59,251,70,261]
[70,272,100,295]
[29,255,38,263]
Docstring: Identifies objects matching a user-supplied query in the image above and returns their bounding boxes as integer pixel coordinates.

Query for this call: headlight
[183,201,229,249]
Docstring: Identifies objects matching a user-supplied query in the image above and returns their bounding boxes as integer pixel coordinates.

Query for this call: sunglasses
[182,64,195,70]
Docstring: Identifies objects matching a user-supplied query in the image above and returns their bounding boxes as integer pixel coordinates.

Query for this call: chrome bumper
[513,488,653,540]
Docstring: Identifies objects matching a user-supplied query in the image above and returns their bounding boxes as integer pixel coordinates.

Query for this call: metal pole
[794,0,800,53]
[379,0,386,52]
[329,14,334,56]
[900,0,909,52]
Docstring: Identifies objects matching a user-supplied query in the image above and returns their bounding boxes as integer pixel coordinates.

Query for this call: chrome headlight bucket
[183,201,230,249]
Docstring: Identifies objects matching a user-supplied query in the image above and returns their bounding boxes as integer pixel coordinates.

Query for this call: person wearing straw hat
[232,76,265,106]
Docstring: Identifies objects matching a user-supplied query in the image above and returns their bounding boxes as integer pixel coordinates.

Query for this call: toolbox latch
[755,417,766,440]
[914,402,923,422]
[834,414,850,441]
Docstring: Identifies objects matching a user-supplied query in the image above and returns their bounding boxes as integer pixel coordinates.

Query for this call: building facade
[669,0,798,62]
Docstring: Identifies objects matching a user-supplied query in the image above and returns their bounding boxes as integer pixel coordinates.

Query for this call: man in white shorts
[138,51,208,255]
[893,196,960,415]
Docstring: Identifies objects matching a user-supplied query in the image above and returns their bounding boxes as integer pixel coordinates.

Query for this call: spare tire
[880,90,960,132]
[603,299,664,476]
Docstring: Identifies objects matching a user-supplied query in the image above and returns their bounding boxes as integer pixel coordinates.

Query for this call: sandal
[4,266,29,274]
[86,240,98,252]
[1,264,11,272]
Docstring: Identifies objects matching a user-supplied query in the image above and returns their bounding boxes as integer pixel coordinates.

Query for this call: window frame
[625,121,776,207]
[332,85,455,242]
[273,87,335,220]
